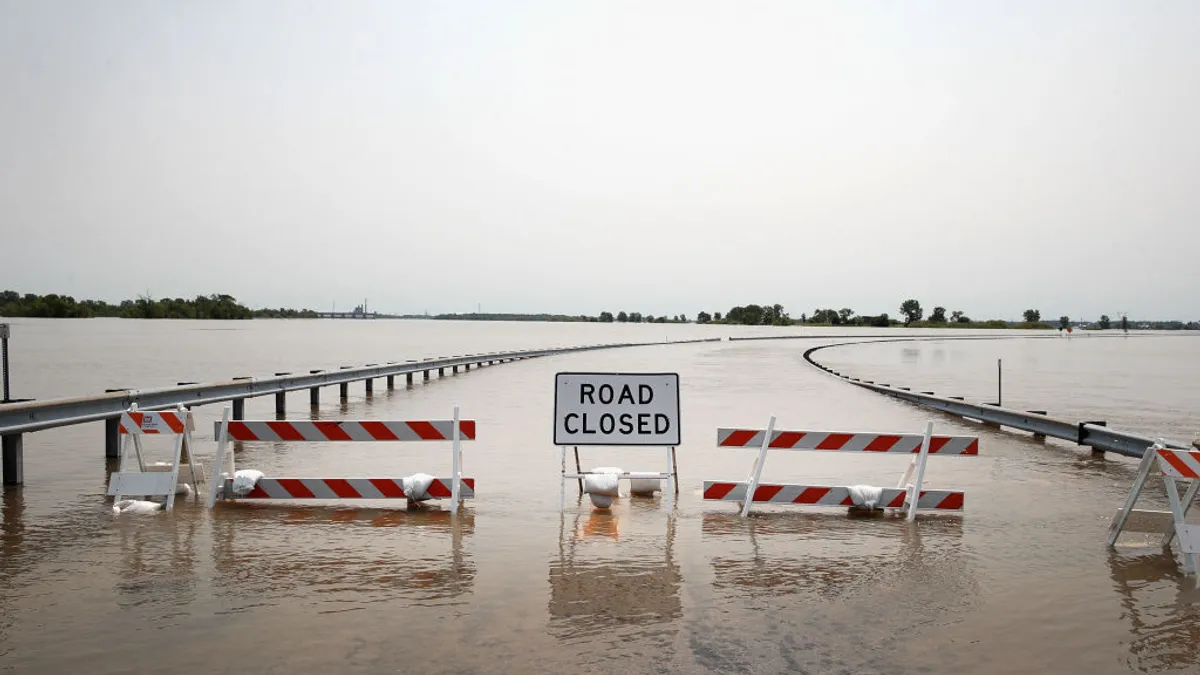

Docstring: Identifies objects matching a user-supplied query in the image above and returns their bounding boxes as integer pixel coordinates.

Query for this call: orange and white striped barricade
[702,418,979,519]
[1108,442,1200,573]
[205,406,475,511]
[106,404,203,510]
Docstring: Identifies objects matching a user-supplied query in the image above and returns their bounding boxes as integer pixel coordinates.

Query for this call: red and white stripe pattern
[234,477,475,500]
[120,411,188,435]
[717,428,978,455]
[214,420,476,442]
[1157,448,1200,479]
[702,481,965,510]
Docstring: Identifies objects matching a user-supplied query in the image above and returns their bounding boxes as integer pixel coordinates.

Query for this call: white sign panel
[554,372,680,446]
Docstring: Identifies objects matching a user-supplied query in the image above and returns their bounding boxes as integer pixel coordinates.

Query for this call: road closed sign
[554,372,680,446]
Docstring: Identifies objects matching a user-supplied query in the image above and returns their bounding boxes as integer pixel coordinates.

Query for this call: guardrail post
[232,398,245,420]
[339,382,349,399]
[274,372,290,415]
[387,375,394,389]
[105,417,120,458]
[423,370,430,381]
[438,367,445,377]
[1028,411,1047,440]
[2,433,23,485]
[407,373,413,385]
[102,388,127,458]
[365,378,373,395]
[452,365,459,374]
[1081,421,1108,456]
[308,370,322,405]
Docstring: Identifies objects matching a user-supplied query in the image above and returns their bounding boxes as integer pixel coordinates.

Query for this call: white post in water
[451,405,461,512]
[206,407,232,508]
[906,421,934,521]
[741,416,776,518]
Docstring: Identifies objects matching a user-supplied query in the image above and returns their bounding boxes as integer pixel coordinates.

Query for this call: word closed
[554,372,680,446]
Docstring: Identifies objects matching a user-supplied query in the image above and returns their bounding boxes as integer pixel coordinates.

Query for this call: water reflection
[548,498,682,642]
[1109,551,1200,673]
[210,505,475,612]
[114,516,201,613]
[702,511,965,600]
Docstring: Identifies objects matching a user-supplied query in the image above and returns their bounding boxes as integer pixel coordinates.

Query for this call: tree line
[0,290,317,319]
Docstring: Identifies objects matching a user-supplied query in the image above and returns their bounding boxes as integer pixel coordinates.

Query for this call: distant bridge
[315,311,379,319]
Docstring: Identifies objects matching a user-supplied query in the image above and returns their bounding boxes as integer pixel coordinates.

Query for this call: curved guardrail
[802,340,1190,458]
[0,339,722,435]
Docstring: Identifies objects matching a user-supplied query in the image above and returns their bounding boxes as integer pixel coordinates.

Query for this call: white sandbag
[847,485,885,510]
[583,468,622,509]
[402,473,436,501]
[628,473,663,495]
[112,499,163,515]
[232,469,264,497]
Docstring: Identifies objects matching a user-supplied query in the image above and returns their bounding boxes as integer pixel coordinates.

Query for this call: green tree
[617,311,628,322]
[950,310,963,322]
[714,311,722,322]
[956,314,971,323]
[838,308,855,324]
[929,306,947,323]
[899,299,923,326]
[1023,309,1041,323]
[1121,315,1129,332]
[696,311,712,324]
[1099,314,1111,329]
[628,312,643,323]
[599,311,614,323]
[1059,315,1070,330]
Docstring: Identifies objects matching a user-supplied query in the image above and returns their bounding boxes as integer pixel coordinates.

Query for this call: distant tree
[869,313,891,327]
[696,311,712,324]
[714,311,722,322]
[629,312,643,323]
[1059,315,1070,330]
[838,308,855,324]
[1023,309,1041,323]
[617,311,628,323]
[950,310,964,322]
[599,311,614,323]
[929,306,947,323]
[899,299,923,326]
[956,314,971,323]
[679,313,687,323]
[726,304,765,325]
[1121,315,1129,332]
[799,313,807,323]
[1099,314,1111,329]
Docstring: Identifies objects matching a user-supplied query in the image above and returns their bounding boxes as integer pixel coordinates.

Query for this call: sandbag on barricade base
[113,499,164,515]
[583,467,623,509]
[847,485,885,512]
[402,473,436,504]
[232,469,264,497]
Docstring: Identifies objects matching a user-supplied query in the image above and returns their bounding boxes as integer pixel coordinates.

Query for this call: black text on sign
[553,373,680,446]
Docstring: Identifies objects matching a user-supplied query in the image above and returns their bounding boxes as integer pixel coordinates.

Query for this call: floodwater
[2,319,1200,674]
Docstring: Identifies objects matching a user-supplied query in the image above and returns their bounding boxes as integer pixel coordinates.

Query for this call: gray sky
[2,1,1197,320]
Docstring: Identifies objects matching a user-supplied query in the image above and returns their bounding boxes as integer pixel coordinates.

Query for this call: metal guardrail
[0,338,721,436]
[803,342,1189,459]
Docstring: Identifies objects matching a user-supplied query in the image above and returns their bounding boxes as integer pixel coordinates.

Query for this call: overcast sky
[2,1,1197,320]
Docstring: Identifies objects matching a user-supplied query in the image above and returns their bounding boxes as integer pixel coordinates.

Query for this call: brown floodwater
[2,319,1199,674]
